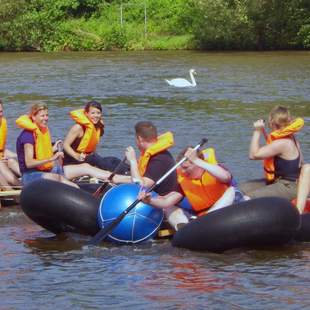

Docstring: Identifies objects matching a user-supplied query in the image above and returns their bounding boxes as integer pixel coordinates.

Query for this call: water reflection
[0,51,309,308]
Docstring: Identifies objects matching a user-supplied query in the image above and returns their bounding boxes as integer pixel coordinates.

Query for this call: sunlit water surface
[0,51,309,309]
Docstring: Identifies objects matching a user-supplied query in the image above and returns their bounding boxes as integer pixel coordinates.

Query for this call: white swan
[165,69,197,88]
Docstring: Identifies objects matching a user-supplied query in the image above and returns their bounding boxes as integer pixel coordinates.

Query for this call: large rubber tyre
[172,197,300,253]
[20,179,100,236]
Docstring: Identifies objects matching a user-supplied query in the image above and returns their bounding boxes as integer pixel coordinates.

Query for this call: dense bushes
[0,0,309,51]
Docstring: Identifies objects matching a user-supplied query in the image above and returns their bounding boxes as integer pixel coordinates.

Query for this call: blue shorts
[22,166,64,185]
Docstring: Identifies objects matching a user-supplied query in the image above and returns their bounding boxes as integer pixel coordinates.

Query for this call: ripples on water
[0,51,310,309]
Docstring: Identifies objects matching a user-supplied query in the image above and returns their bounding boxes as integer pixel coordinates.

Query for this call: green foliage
[189,0,254,49]
[0,0,309,51]
[246,0,309,49]
[298,24,310,48]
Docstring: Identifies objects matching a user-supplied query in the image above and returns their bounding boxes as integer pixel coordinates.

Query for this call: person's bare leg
[0,172,13,191]
[7,158,21,177]
[207,186,236,214]
[0,161,21,186]
[164,206,190,231]
[64,163,110,181]
[4,150,21,177]
[296,164,310,213]
[42,173,79,188]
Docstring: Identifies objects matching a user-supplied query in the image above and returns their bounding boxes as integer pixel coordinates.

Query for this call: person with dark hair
[239,105,304,200]
[63,101,128,174]
[107,121,178,196]
[16,102,111,186]
[0,99,21,190]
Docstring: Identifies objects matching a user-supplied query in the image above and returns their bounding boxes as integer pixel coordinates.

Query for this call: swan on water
[165,69,197,88]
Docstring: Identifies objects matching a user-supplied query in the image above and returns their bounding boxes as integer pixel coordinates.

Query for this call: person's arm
[296,164,310,213]
[24,143,62,169]
[105,146,152,185]
[248,119,284,160]
[185,148,231,183]
[139,191,183,210]
[63,124,85,162]
[122,146,154,188]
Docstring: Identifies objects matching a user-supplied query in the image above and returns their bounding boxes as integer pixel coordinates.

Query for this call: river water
[0,51,309,309]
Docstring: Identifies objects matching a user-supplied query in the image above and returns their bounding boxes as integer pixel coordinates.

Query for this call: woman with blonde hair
[240,105,304,201]
[16,102,110,187]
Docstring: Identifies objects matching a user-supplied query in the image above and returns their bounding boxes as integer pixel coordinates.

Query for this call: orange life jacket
[0,117,7,159]
[263,118,304,182]
[177,148,229,213]
[138,131,174,176]
[16,115,54,171]
[70,109,101,154]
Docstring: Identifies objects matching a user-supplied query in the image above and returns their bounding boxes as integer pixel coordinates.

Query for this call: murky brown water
[0,51,309,309]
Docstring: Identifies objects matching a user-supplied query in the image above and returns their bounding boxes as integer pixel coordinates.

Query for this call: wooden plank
[0,190,21,197]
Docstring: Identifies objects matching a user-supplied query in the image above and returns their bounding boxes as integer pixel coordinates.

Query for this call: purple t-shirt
[16,130,35,174]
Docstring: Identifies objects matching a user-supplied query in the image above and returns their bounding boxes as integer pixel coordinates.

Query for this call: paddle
[55,141,64,176]
[93,157,127,198]
[87,138,208,246]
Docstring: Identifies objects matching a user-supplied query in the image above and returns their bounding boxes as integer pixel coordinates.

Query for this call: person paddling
[139,146,236,230]
[240,105,304,201]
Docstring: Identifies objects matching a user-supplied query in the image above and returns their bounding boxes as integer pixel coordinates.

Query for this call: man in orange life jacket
[139,146,235,230]
[0,99,21,190]
[106,121,178,196]
[239,105,303,201]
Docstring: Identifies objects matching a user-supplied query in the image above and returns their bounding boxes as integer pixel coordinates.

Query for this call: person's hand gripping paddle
[93,158,127,198]
[87,138,208,246]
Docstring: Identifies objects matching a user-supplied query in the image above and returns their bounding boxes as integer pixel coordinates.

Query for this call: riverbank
[1,0,309,52]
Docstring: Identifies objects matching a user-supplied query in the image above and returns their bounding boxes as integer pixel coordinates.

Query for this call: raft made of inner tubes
[172,197,300,253]
[20,180,164,243]
[20,179,101,236]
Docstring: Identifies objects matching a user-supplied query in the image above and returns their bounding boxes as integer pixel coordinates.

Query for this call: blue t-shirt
[16,130,35,174]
